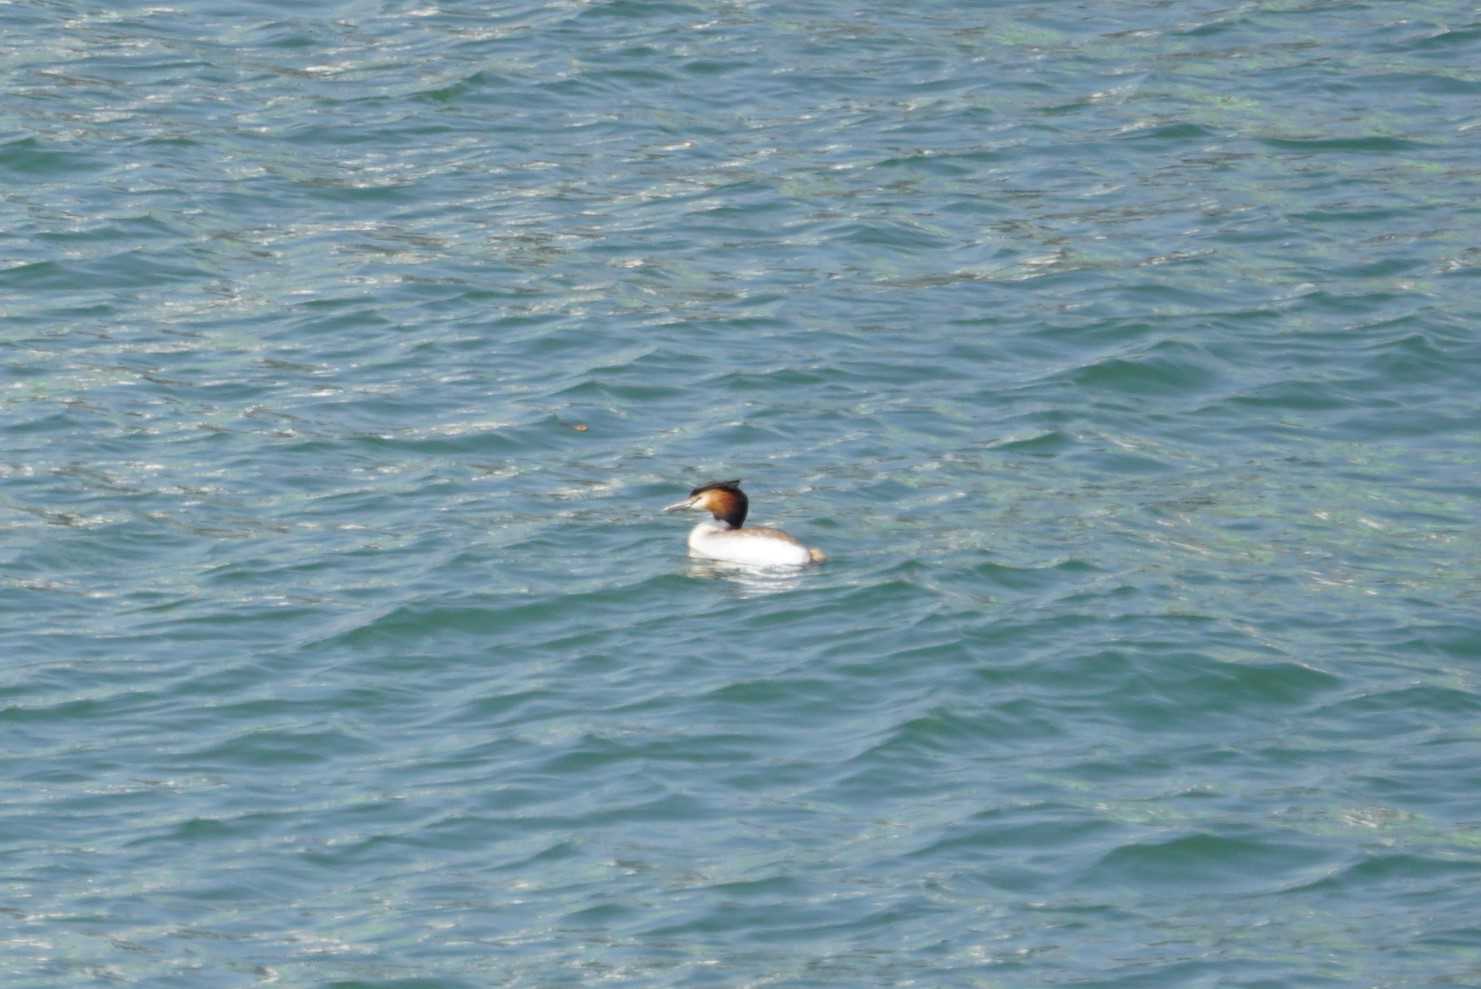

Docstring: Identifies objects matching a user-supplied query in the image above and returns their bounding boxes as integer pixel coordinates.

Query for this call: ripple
[1088,831,1339,894]
[5,0,1480,985]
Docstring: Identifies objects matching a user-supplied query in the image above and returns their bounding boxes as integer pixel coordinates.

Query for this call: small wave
[1260,135,1430,153]
[1087,831,1336,893]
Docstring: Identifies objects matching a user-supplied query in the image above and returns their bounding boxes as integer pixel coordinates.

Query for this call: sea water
[3,2,1480,986]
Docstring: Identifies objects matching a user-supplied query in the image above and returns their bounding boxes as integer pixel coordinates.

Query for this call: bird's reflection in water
[681,556,806,595]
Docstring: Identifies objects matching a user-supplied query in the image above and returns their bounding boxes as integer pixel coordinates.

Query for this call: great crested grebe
[664,479,826,567]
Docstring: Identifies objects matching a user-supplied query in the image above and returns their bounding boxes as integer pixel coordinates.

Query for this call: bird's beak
[663,496,697,513]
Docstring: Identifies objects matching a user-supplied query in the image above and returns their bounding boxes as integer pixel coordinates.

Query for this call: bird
[664,479,826,567]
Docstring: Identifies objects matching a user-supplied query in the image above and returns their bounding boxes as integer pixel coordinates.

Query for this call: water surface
[3,1,1480,986]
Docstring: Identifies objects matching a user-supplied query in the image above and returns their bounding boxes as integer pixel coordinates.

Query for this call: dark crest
[689,479,743,496]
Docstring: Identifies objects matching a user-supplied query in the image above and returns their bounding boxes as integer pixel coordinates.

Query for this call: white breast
[687,521,814,567]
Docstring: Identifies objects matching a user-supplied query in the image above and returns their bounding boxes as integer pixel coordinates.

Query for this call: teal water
[4,1,1481,986]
